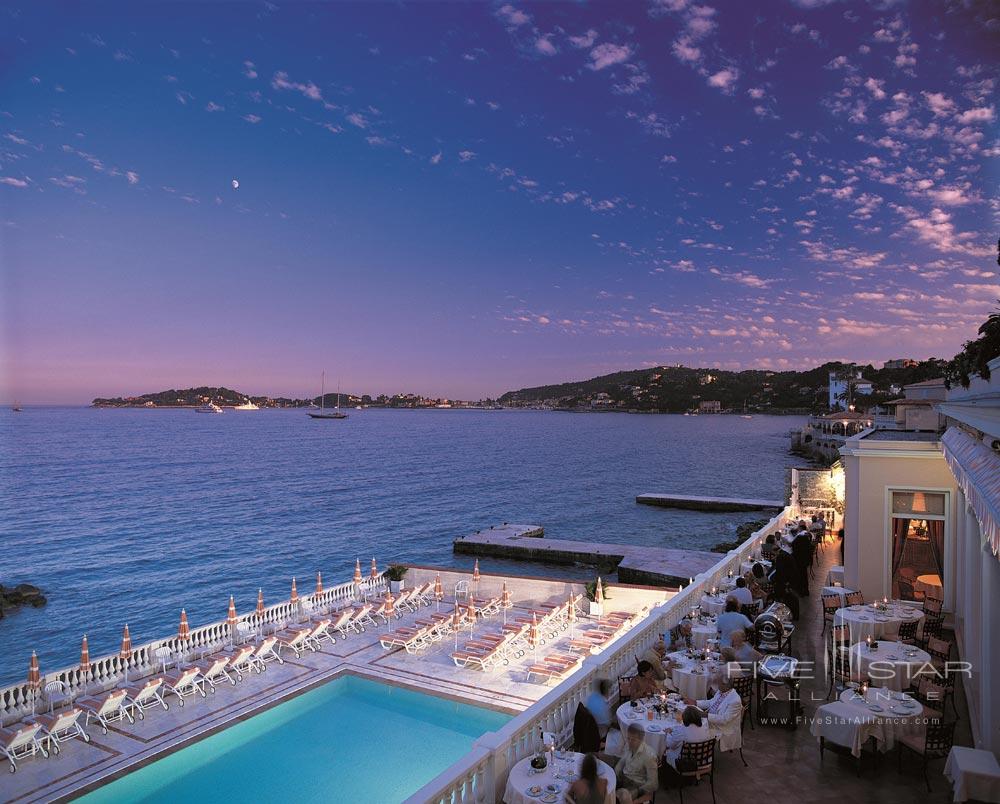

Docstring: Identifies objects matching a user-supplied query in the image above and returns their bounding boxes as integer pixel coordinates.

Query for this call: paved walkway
[642,533,971,803]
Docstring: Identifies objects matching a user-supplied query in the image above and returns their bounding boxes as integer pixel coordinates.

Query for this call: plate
[526,786,543,797]
[541,795,558,804]
[545,784,559,793]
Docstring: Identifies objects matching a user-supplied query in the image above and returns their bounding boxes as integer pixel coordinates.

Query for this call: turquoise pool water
[79,676,510,803]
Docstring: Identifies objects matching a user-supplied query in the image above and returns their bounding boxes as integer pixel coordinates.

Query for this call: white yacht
[195,402,224,414]
[234,399,259,410]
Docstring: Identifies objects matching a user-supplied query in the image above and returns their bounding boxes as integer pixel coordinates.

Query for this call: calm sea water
[0,407,803,685]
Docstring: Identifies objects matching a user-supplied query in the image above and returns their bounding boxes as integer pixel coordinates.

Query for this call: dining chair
[821,594,841,634]
[897,720,956,791]
[677,738,717,804]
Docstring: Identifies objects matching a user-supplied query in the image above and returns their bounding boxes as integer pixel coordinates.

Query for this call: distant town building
[884,358,919,369]
[698,400,721,414]
[828,370,873,410]
[590,392,613,408]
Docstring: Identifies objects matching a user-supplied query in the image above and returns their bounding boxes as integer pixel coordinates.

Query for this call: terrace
[0,508,980,804]
[0,568,666,802]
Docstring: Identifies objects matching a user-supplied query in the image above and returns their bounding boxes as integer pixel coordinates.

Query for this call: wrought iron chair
[897,720,956,791]
[676,737,717,804]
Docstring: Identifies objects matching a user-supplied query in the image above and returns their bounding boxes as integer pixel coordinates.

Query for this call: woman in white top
[663,706,711,769]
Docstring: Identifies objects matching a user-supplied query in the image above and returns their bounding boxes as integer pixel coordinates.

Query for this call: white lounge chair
[201,656,237,691]
[276,627,313,658]
[330,609,355,639]
[0,721,48,772]
[34,708,90,752]
[223,646,257,681]
[251,636,283,670]
[163,667,207,705]
[124,678,169,719]
[349,604,376,632]
[79,689,134,734]
[304,619,335,650]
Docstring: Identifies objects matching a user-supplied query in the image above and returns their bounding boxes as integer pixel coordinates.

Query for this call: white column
[963,504,983,746]
[980,533,1000,754]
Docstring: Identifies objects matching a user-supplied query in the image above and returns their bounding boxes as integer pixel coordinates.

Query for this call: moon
[231,179,239,190]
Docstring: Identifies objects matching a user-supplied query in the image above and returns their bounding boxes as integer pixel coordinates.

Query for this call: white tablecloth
[827,565,845,586]
[821,586,855,606]
[915,573,943,599]
[690,622,716,650]
[849,641,931,691]
[944,746,1000,803]
[810,701,881,757]
[504,752,615,804]
[837,688,926,750]
[834,603,924,642]
[699,594,726,616]
[740,558,771,576]
[616,698,683,756]
[666,651,718,700]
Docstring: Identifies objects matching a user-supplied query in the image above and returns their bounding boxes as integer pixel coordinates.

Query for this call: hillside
[498,360,949,413]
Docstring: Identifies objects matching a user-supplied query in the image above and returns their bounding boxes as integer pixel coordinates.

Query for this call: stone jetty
[636,493,784,512]
[453,525,720,587]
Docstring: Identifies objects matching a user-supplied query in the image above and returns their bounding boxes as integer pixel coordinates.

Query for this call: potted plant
[585,579,609,616]
[386,564,408,594]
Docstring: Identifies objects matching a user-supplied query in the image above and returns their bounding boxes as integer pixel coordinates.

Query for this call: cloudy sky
[0,1,996,402]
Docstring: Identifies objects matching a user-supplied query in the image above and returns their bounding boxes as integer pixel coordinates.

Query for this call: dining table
[504,751,616,804]
[820,585,855,606]
[666,650,720,700]
[915,573,943,600]
[834,601,924,642]
[616,696,685,755]
[848,640,932,691]
[827,565,845,586]
[836,686,928,750]
[698,593,727,616]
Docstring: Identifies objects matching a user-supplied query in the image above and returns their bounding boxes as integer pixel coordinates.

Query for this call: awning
[941,427,1000,557]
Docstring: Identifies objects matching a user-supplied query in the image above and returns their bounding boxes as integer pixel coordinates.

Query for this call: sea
[0,407,804,686]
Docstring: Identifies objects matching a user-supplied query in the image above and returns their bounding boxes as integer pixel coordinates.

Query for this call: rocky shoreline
[0,584,47,618]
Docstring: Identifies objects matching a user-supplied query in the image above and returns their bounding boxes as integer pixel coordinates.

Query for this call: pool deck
[3,568,668,803]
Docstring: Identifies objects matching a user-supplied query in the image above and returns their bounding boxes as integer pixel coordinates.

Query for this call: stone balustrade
[0,574,387,725]
[406,506,793,804]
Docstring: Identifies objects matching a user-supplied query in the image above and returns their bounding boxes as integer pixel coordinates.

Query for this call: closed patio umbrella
[370,557,378,581]
[27,651,41,715]
[119,624,133,684]
[290,577,299,605]
[227,596,238,648]
[79,634,91,693]
[434,573,444,612]
[178,609,191,641]
[529,613,539,657]
[353,559,363,585]
[315,572,324,596]
[384,590,394,626]
[472,559,481,585]
[595,577,604,606]
[501,581,512,625]
[467,597,477,634]
[256,588,265,616]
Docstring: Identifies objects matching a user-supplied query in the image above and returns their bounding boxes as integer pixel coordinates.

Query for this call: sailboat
[740,400,753,419]
[307,372,348,420]
[12,401,23,412]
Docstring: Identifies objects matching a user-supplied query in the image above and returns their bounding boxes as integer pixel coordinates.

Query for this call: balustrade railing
[406,506,793,804]
[0,575,386,725]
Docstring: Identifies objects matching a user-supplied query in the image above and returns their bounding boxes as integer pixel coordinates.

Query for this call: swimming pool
[79,675,510,803]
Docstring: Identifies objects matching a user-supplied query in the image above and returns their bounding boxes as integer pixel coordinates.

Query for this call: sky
[0,1,997,403]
